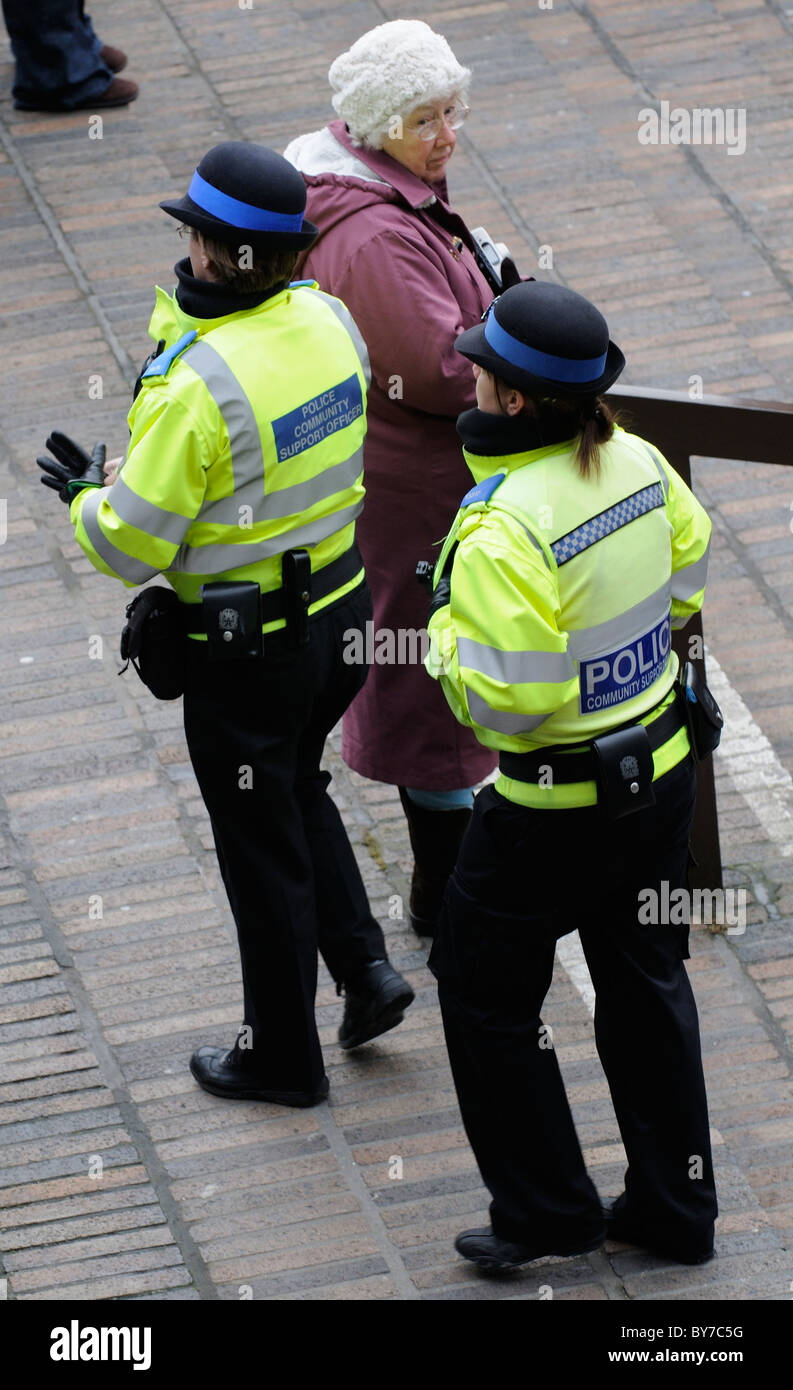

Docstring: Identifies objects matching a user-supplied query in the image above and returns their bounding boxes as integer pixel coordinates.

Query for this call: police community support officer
[38,143,414,1108]
[425,280,718,1271]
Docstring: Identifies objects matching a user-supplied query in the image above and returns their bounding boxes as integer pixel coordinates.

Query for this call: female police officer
[38,142,413,1108]
[425,279,718,1271]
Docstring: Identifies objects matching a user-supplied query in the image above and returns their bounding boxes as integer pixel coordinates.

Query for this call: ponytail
[489,375,619,479]
[575,398,616,480]
[532,394,617,480]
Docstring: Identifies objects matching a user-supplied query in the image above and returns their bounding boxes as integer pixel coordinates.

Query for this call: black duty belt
[499,701,684,786]
[176,544,364,637]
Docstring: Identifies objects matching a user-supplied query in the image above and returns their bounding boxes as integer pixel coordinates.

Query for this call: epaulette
[460,472,506,508]
[141,330,198,379]
[289,279,318,289]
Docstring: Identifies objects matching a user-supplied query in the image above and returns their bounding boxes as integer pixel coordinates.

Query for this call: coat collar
[457,407,577,459]
[328,119,450,210]
[173,257,286,319]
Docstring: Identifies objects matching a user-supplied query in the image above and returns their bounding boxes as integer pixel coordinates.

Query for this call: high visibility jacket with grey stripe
[426,422,711,751]
[70,279,370,619]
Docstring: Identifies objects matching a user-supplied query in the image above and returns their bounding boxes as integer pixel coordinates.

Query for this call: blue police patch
[579,614,672,715]
[461,472,506,508]
[289,279,315,288]
[271,373,363,463]
[141,330,198,378]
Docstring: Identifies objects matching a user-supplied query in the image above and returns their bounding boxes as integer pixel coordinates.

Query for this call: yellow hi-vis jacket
[70,280,370,630]
[426,424,712,808]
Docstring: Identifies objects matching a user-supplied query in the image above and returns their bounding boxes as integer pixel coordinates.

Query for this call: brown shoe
[14,77,138,112]
[99,44,128,73]
[80,77,138,109]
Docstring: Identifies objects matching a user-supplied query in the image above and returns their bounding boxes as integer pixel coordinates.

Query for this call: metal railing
[610,384,793,890]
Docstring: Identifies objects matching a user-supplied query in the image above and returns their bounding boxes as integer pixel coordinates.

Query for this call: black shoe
[338,960,415,1050]
[603,1197,715,1265]
[190,1045,329,1107]
[397,789,472,938]
[455,1225,605,1273]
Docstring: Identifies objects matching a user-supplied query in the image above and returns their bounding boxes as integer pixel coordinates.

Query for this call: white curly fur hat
[329,20,471,149]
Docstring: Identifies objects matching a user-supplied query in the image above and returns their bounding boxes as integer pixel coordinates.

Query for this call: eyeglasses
[407,100,470,142]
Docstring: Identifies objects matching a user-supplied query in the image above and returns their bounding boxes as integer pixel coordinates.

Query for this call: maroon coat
[284,120,497,789]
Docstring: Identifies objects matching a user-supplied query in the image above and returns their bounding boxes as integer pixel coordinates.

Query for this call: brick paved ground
[1,0,793,1303]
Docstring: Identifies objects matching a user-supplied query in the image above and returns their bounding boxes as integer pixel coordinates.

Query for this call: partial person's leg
[397,785,474,936]
[183,642,326,1097]
[298,585,415,1047]
[2,0,112,108]
[430,785,604,1250]
[296,586,388,980]
[579,755,717,1256]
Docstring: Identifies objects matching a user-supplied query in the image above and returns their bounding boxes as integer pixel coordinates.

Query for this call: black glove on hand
[37,432,106,503]
[499,256,523,290]
[427,542,457,624]
[427,573,451,625]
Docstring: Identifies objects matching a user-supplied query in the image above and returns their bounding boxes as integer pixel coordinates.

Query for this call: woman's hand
[103,455,123,486]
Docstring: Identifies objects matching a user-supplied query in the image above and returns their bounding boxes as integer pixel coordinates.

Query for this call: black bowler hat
[455,280,625,397]
[159,142,319,250]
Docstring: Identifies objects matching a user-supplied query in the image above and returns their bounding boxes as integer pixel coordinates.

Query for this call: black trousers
[429,755,718,1249]
[1,2,112,106]
[182,582,386,1095]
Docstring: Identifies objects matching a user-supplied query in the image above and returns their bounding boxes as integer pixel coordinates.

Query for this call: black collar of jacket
[173,257,289,319]
[456,406,578,458]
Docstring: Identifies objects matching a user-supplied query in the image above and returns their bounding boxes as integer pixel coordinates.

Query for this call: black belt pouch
[591,723,656,820]
[677,660,723,761]
[201,582,263,662]
[119,587,185,700]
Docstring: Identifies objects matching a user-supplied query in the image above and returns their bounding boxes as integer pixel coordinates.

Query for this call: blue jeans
[2,1,112,107]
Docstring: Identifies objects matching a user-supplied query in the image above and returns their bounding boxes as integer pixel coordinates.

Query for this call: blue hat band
[484,314,607,384]
[188,170,304,233]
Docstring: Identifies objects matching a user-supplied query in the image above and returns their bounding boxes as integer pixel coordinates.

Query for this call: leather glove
[499,256,522,290]
[427,572,451,625]
[37,432,107,503]
[427,542,458,624]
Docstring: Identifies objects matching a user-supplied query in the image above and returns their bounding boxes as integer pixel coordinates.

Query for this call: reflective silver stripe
[79,488,160,584]
[467,689,550,735]
[167,499,364,575]
[457,637,576,686]
[301,288,371,388]
[567,582,671,661]
[200,446,364,528]
[110,476,193,546]
[181,339,262,499]
[671,538,710,601]
[639,440,670,497]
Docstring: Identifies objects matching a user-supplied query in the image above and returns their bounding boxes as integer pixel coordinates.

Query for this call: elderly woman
[284,19,500,936]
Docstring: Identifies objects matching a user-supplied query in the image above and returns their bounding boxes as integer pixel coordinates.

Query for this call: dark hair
[493,378,617,479]
[180,225,298,292]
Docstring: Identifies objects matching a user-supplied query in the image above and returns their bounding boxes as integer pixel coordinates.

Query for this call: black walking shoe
[455,1225,605,1273]
[190,1045,329,1107]
[338,960,415,1050]
[603,1196,715,1265]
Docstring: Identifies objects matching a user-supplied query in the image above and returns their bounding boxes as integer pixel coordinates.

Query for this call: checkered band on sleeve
[550,482,665,566]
